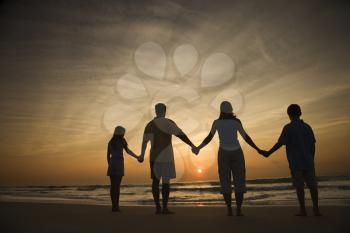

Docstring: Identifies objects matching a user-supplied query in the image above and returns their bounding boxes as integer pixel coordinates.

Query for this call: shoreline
[1,175,349,187]
[1,198,350,207]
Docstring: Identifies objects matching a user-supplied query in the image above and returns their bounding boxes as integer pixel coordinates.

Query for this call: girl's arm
[122,139,139,160]
[125,146,139,160]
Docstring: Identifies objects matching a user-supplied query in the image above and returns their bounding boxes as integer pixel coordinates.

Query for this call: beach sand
[1,202,349,233]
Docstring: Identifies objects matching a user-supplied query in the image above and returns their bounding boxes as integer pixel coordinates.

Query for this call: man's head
[287,104,302,120]
[155,103,166,117]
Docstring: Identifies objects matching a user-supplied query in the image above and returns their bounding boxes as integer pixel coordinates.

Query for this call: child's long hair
[109,126,125,150]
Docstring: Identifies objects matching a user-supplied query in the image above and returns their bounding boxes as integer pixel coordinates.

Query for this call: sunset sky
[1,0,350,185]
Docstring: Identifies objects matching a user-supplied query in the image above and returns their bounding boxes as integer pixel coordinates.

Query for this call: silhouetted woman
[197,101,261,216]
[107,126,139,212]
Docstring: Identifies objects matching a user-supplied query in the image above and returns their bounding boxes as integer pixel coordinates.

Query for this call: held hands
[191,145,200,155]
[137,155,144,163]
[257,148,270,158]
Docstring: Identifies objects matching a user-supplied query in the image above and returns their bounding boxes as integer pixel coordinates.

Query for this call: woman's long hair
[218,111,242,123]
[219,111,236,119]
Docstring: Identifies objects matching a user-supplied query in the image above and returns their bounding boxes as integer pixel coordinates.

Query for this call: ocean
[1,176,350,206]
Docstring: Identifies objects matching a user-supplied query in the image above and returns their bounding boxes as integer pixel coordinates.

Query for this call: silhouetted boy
[261,104,321,216]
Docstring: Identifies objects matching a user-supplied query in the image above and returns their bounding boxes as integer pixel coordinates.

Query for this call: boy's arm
[266,142,283,157]
[263,125,287,157]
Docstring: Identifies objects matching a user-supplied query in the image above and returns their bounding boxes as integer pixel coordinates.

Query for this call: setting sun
[197,168,203,174]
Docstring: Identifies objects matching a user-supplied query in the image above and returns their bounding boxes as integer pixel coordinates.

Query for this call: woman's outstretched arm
[197,121,216,151]
[243,134,261,152]
[237,122,261,153]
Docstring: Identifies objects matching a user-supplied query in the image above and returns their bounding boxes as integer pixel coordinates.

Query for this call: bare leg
[310,187,321,216]
[295,187,307,216]
[235,192,244,216]
[110,176,122,212]
[152,178,161,214]
[114,176,122,211]
[223,193,233,216]
[109,176,116,208]
[162,178,174,214]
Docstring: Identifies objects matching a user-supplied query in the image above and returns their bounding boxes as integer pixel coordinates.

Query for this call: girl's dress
[107,138,128,176]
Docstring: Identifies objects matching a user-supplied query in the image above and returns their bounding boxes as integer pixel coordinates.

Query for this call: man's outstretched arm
[175,131,195,148]
[139,136,149,162]
[139,126,151,162]
[170,120,196,149]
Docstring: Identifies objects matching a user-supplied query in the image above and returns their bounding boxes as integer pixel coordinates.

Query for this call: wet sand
[1,202,349,233]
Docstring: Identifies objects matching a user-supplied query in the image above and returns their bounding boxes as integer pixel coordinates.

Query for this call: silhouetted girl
[107,126,139,212]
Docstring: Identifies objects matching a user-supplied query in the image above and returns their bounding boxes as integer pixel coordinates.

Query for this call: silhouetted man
[138,103,197,214]
[260,104,321,216]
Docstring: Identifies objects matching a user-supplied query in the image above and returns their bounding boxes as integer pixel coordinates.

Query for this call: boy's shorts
[291,169,317,189]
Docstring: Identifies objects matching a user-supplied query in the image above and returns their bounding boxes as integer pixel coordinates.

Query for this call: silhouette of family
[106,101,321,216]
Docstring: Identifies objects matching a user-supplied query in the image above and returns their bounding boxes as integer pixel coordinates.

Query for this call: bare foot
[155,206,162,215]
[236,209,244,216]
[227,207,233,216]
[313,208,322,216]
[162,208,175,215]
[112,206,120,212]
[295,209,307,216]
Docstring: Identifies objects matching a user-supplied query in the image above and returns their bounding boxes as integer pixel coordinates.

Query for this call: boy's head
[287,104,302,120]
[155,103,166,117]
[114,126,125,136]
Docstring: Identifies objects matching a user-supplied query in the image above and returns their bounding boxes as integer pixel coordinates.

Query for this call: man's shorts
[291,169,318,189]
[150,161,176,181]
[218,148,246,194]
